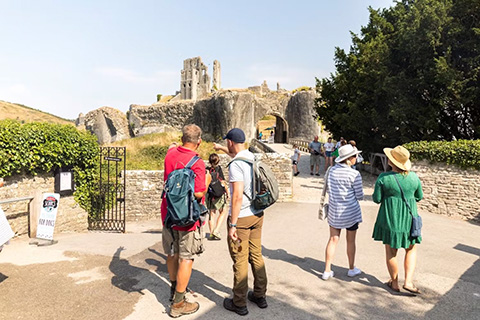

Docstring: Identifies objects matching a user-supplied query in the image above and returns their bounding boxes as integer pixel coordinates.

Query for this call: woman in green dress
[372,146,423,294]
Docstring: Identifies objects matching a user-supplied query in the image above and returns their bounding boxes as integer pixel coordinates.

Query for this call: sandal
[387,280,400,292]
[403,285,421,294]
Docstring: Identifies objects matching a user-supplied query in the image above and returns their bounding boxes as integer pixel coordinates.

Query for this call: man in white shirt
[214,128,268,316]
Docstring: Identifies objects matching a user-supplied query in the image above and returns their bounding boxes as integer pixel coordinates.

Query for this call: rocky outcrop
[83,107,130,144]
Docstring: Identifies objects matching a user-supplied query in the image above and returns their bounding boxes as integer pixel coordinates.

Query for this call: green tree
[315,0,479,153]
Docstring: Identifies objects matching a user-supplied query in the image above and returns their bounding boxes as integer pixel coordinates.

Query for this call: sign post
[33,193,60,245]
[0,207,14,250]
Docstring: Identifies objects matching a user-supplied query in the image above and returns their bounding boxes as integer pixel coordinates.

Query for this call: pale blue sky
[0,0,394,119]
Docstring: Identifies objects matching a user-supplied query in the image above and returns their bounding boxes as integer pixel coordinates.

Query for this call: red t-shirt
[161,146,206,231]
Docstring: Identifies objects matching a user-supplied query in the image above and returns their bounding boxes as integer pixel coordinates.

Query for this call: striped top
[326,163,364,229]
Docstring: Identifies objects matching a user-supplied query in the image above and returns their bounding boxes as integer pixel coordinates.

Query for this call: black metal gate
[88,147,126,232]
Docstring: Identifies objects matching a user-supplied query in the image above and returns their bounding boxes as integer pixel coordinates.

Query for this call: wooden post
[29,190,42,238]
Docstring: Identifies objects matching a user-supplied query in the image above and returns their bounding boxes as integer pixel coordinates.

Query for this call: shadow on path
[109,246,171,310]
[147,248,231,306]
[262,246,399,295]
[0,272,7,284]
[425,243,480,319]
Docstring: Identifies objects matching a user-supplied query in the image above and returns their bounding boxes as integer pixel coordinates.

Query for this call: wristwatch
[229,222,237,228]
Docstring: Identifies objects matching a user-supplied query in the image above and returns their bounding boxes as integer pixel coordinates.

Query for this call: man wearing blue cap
[214,128,268,316]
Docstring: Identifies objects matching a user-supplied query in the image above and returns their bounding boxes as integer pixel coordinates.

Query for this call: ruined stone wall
[413,161,480,222]
[128,100,196,136]
[125,170,163,221]
[180,57,211,100]
[0,174,88,235]
[285,90,320,140]
[83,106,130,144]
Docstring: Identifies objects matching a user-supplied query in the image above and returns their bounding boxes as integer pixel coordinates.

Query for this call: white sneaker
[347,267,362,277]
[322,271,334,280]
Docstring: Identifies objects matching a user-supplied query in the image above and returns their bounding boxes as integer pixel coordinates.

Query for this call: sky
[0,0,394,120]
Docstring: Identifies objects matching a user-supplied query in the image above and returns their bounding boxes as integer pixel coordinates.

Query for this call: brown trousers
[227,213,267,307]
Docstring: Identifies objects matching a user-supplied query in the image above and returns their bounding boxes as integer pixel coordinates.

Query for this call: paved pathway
[1,147,479,319]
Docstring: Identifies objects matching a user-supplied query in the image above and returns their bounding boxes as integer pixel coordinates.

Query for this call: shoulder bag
[318,167,332,220]
[393,174,422,238]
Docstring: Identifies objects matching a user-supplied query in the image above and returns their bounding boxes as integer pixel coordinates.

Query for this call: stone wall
[215,154,293,201]
[0,174,88,236]
[123,153,293,220]
[125,170,163,221]
[413,161,480,222]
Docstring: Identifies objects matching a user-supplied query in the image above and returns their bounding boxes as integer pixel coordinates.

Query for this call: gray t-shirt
[309,141,322,155]
[228,149,262,218]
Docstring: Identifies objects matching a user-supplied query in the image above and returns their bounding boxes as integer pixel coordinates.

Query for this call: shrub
[292,86,312,94]
[404,140,480,170]
[0,120,99,212]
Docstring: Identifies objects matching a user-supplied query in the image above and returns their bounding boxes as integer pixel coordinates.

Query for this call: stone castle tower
[213,60,221,90]
[180,57,211,100]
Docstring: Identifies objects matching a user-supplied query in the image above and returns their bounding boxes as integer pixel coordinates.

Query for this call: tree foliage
[315,0,480,153]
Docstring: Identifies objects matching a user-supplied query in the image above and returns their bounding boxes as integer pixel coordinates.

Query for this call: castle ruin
[180,57,221,100]
[213,60,221,90]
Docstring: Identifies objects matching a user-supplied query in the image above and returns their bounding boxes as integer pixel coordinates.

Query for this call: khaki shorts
[162,226,205,260]
[310,154,321,166]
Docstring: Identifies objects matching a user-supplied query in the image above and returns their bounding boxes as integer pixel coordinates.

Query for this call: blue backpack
[163,156,205,228]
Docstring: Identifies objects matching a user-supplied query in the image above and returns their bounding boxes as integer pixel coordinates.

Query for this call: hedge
[0,120,99,212]
[403,140,480,170]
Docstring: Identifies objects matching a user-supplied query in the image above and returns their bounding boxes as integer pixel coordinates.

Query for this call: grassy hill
[0,100,74,125]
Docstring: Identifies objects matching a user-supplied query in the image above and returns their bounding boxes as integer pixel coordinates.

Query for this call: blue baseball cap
[223,128,246,143]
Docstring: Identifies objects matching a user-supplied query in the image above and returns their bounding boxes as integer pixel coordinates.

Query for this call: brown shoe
[169,298,199,318]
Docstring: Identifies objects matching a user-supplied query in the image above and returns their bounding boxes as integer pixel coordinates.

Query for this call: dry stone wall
[123,153,293,220]
[413,161,480,222]
[0,174,88,235]
[125,170,163,221]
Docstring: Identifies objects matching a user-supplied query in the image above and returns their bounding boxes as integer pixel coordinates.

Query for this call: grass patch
[110,131,219,170]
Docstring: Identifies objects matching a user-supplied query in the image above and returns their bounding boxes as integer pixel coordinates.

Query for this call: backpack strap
[228,157,255,201]
[185,156,200,169]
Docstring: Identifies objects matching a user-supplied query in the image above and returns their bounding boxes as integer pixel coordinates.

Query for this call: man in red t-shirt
[161,124,211,318]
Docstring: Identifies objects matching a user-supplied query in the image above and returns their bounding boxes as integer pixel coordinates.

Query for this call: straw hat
[335,144,362,163]
[383,146,411,171]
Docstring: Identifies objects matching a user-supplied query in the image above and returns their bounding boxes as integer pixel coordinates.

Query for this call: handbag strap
[393,174,413,217]
[320,167,332,206]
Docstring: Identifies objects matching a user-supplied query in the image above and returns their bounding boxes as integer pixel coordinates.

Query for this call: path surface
[1,148,479,319]
[267,143,376,203]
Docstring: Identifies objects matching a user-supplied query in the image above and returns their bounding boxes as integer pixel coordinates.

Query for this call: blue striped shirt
[326,163,364,229]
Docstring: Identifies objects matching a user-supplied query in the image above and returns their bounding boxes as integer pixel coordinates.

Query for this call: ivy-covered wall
[0,120,99,213]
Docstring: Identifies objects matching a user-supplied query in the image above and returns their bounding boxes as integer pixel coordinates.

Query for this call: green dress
[372,171,423,249]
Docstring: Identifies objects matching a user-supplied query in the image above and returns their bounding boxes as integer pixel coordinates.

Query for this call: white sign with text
[36,193,60,240]
[0,207,14,246]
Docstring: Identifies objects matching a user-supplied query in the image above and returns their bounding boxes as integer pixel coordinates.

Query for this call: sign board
[36,193,60,240]
[60,172,73,191]
[0,206,14,246]
[104,156,122,162]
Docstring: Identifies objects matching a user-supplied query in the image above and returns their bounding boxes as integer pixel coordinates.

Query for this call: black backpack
[207,167,226,199]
